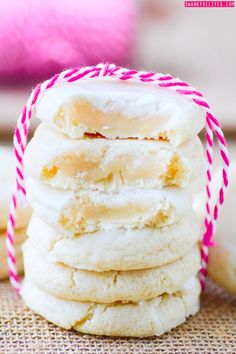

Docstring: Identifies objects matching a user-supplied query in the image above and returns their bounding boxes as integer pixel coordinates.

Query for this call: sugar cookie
[27,213,200,271]
[36,79,205,146]
[208,162,236,294]
[23,240,200,303]
[24,123,204,191]
[21,277,200,337]
[26,176,193,235]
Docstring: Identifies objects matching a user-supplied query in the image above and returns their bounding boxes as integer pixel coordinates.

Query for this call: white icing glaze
[36,78,205,145]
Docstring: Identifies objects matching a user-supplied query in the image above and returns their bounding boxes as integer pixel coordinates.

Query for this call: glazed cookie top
[36,78,205,146]
[0,147,31,230]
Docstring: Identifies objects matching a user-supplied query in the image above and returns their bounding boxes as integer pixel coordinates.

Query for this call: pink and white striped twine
[7,63,229,292]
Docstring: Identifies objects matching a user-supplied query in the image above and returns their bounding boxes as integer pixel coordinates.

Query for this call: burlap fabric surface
[0,279,235,354]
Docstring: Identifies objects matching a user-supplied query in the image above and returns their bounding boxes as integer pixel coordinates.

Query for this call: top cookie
[0,147,31,230]
[36,78,205,146]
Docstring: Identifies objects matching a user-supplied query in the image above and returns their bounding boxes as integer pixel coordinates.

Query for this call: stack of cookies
[0,147,31,280]
[21,79,205,337]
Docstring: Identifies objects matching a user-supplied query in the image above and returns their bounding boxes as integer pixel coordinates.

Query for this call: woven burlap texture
[0,279,235,354]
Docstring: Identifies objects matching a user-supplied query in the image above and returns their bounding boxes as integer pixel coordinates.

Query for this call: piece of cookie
[28,213,200,271]
[21,276,200,337]
[26,176,194,236]
[0,227,26,280]
[23,240,200,303]
[0,146,31,229]
[36,79,205,145]
[24,124,204,192]
[208,162,236,294]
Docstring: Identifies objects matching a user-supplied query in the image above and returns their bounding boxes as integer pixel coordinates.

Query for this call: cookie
[28,213,200,271]
[24,124,204,192]
[0,227,26,280]
[21,276,200,337]
[23,240,200,303]
[36,79,205,146]
[26,176,193,236]
[0,146,31,229]
[207,162,236,294]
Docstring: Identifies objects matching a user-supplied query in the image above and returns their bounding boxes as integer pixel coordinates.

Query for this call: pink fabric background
[0,0,135,82]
